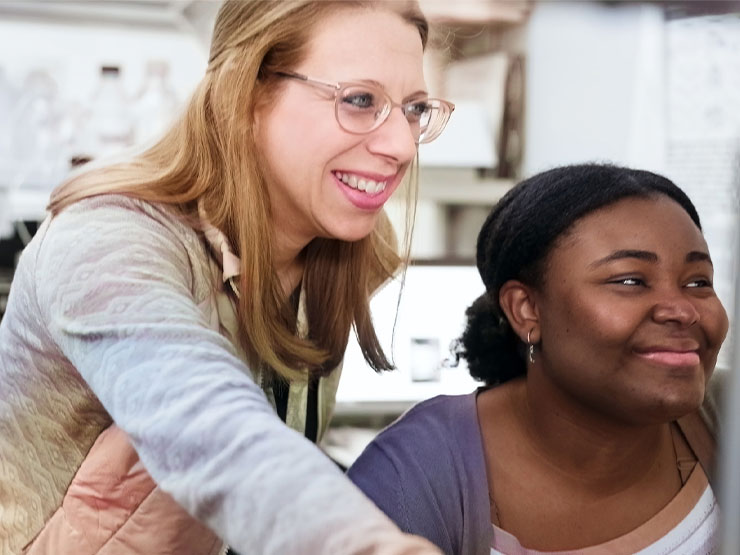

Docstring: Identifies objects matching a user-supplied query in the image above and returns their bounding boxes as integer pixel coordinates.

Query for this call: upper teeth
[335,172,387,195]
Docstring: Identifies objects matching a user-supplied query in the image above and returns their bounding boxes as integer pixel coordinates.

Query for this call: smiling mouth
[333,171,388,195]
[635,350,700,367]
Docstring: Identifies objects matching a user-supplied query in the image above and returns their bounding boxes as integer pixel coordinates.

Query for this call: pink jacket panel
[24,425,223,555]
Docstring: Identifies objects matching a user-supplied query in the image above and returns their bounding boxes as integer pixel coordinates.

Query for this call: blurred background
[0,0,739,466]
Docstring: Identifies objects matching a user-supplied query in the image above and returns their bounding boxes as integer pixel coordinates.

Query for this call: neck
[516,376,674,492]
[273,230,310,297]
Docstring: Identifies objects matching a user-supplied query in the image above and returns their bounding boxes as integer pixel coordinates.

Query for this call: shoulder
[32,194,217,315]
[39,195,208,278]
[373,393,481,451]
[49,195,198,245]
[349,392,484,487]
[348,392,489,553]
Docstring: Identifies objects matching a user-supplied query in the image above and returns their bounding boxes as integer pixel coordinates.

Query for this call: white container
[0,66,17,185]
[409,337,442,382]
[133,60,179,145]
[9,69,67,189]
[87,65,134,158]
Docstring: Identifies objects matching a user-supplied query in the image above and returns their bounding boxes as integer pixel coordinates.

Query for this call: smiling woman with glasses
[0,1,448,554]
[274,70,454,144]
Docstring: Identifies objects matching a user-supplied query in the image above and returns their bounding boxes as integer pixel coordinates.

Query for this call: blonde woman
[0,1,453,553]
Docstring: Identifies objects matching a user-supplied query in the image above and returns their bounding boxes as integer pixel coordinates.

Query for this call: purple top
[348,392,493,555]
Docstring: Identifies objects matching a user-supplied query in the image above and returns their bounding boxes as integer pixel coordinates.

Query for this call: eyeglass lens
[337,85,445,143]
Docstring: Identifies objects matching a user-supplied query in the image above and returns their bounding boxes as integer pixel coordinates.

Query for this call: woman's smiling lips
[633,343,701,367]
[331,169,401,211]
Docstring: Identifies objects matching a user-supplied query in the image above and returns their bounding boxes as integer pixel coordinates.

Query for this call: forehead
[553,196,708,264]
[299,7,425,90]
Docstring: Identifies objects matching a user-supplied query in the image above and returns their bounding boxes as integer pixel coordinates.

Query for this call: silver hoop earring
[527,329,535,364]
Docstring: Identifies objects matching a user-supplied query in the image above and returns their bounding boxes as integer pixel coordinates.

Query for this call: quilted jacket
[0,195,436,555]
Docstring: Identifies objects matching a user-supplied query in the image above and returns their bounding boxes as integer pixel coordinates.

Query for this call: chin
[641,389,706,424]
[325,217,379,243]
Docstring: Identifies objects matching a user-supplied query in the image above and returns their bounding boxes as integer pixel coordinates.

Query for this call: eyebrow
[589,249,713,268]
[686,250,713,265]
[352,78,428,100]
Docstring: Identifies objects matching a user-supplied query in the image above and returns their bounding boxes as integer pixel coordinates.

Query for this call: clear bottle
[59,99,94,169]
[0,66,15,239]
[133,60,179,145]
[0,66,17,186]
[9,69,67,190]
[88,65,134,158]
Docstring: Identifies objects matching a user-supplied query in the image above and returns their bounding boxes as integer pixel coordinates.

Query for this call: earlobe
[499,280,540,344]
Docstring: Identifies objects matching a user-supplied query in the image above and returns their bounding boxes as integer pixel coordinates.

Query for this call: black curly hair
[460,163,702,386]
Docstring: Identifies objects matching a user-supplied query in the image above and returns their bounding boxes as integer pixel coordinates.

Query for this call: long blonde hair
[48,0,427,381]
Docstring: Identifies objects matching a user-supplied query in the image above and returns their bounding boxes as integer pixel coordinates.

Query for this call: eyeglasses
[274,71,455,144]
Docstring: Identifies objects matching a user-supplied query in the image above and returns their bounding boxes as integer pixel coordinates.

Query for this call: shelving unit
[0,1,215,232]
[419,170,513,205]
[0,1,216,39]
[420,0,530,27]
[409,1,530,261]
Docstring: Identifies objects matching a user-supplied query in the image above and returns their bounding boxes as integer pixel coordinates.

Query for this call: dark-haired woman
[348,163,728,555]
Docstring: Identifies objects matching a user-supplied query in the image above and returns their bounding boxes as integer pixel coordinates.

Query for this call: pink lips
[635,350,700,367]
[332,171,399,211]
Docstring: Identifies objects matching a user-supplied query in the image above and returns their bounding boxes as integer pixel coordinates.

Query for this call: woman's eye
[611,277,644,286]
[405,101,430,121]
[686,278,713,288]
[342,91,377,110]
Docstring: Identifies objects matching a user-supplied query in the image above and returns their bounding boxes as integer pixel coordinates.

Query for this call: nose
[651,289,700,327]
[365,106,418,164]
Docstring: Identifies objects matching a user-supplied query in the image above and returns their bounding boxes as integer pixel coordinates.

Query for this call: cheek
[704,301,730,349]
[551,297,637,347]
[261,122,320,188]
[257,99,317,166]
[590,306,637,341]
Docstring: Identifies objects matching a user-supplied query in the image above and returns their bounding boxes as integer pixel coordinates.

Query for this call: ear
[499,279,540,344]
[252,105,262,136]
[252,93,271,139]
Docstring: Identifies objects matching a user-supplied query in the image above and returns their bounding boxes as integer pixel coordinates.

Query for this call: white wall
[337,265,484,406]
[523,1,666,175]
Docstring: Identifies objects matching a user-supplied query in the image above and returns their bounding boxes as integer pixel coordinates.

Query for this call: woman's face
[532,195,728,425]
[255,7,425,249]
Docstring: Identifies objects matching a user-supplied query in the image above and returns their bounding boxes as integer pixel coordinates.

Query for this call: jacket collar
[198,201,241,283]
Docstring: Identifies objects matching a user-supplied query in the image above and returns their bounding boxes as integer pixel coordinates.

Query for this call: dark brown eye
[610,277,645,286]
